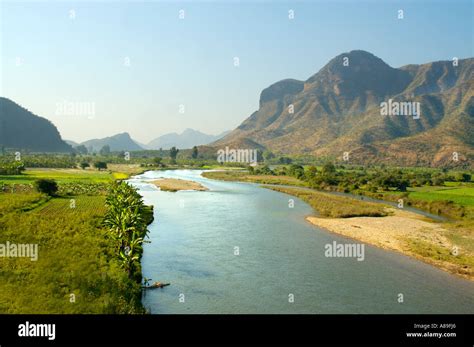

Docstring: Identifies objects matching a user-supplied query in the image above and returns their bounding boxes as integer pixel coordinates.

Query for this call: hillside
[0,97,72,152]
[81,133,144,152]
[215,50,473,167]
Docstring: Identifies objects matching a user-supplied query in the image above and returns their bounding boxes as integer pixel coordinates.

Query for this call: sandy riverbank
[151,178,208,192]
[307,207,473,280]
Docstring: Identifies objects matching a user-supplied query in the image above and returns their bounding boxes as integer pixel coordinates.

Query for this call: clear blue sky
[1,0,472,143]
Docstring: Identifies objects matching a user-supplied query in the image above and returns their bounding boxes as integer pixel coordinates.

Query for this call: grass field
[408,185,474,207]
[0,167,146,313]
[266,186,388,218]
[0,168,114,184]
[36,196,107,216]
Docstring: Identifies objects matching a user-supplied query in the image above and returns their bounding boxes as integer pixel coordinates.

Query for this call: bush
[94,161,108,170]
[34,179,58,196]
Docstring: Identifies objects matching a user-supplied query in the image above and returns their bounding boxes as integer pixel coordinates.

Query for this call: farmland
[0,165,149,313]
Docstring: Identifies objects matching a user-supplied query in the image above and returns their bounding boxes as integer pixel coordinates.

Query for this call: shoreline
[306,208,473,281]
[202,171,473,281]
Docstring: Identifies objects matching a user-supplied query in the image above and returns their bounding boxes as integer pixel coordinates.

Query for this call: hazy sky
[1,0,472,143]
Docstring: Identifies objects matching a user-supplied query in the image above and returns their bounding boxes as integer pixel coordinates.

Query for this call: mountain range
[80,133,144,152]
[146,128,230,150]
[214,50,473,167]
[71,129,230,152]
[1,50,472,166]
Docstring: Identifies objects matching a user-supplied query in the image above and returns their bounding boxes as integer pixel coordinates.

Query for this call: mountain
[147,128,230,150]
[65,140,79,147]
[81,133,144,152]
[0,97,72,152]
[214,50,474,167]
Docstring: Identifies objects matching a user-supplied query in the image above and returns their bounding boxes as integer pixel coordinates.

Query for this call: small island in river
[151,178,208,192]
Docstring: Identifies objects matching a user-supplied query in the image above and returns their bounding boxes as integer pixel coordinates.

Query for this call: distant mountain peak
[147,128,230,150]
[80,132,143,152]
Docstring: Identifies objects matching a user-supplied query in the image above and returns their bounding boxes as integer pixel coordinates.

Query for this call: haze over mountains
[215,50,473,167]
[0,97,228,152]
[146,129,230,150]
[74,129,230,152]
[80,133,144,152]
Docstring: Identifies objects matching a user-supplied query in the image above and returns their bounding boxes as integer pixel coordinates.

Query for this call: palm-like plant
[104,182,151,281]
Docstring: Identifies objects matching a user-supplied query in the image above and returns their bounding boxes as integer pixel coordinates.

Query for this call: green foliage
[0,192,144,313]
[75,145,88,155]
[94,161,108,171]
[322,162,336,175]
[153,157,163,166]
[0,161,25,175]
[287,164,305,179]
[267,186,388,218]
[191,146,198,159]
[99,145,111,156]
[34,179,58,196]
[79,161,90,169]
[169,147,179,160]
[263,150,275,162]
[103,182,151,282]
[254,165,274,175]
[278,157,293,164]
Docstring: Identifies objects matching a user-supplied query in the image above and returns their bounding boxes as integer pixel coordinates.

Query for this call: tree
[153,157,163,166]
[288,164,305,179]
[256,165,274,175]
[169,147,179,162]
[306,166,318,180]
[34,179,58,196]
[322,162,336,176]
[99,145,111,156]
[455,172,471,182]
[104,181,150,281]
[76,145,88,155]
[191,146,198,159]
[263,150,275,162]
[79,161,90,170]
[94,161,108,171]
[278,157,292,164]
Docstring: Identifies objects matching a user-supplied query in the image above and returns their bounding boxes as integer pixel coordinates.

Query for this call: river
[128,170,474,314]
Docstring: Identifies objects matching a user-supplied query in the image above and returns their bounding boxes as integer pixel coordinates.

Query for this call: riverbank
[151,178,208,192]
[203,171,473,281]
[306,209,472,280]
[268,186,473,280]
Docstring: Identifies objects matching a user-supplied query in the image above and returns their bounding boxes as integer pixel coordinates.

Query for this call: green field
[36,196,107,216]
[0,168,114,184]
[408,185,474,207]
[0,167,147,313]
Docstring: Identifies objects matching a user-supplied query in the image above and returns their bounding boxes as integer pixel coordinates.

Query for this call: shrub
[34,179,58,196]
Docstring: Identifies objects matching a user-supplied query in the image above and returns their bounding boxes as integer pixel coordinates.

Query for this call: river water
[128,170,474,314]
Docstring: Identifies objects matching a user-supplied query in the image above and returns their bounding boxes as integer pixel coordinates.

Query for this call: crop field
[408,185,474,207]
[0,192,46,213]
[0,189,143,314]
[36,196,107,217]
[0,169,114,185]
